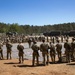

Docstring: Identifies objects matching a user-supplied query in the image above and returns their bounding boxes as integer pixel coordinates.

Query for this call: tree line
[0,22,75,35]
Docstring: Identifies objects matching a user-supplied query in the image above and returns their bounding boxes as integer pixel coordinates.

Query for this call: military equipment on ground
[43,31,60,36]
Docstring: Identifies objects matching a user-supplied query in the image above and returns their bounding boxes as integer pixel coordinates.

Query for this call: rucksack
[17,45,24,51]
[56,43,62,50]
[31,44,39,52]
[40,43,49,51]
[64,42,71,49]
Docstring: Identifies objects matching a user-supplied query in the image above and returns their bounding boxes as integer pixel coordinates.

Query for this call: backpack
[64,42,71,50]
[71,41,75,49]
[17,44,24,51]
[31,44,39,52]
[6,43,12,49]
[56,43,62,50]
[40,43,49,51]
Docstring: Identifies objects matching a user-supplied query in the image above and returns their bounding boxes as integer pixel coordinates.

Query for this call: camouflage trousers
[50,51,55,63]
[56,49,62,61]
[0,49,3,59]
[18,52,24,63]
[7,49,12,59]
[32,52,39,66]
[42,52,49,65]
[65,50,71,63]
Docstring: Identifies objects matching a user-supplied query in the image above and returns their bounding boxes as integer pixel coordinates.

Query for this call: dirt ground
[0,59,75,75]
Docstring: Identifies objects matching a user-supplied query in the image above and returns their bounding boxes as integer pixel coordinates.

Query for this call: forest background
[0,22,75,35]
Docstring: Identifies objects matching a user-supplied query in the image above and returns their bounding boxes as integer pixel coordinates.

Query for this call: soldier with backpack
[0,41,3,59]
[17,42,24,63]
[71,38,75,61]
[28,38,32,48]
[6,40,12,59]
[40,39,49,65]
[49,42,56,63]
[31,41,39,66]
[64,39,71,63]
[56,40,62,62]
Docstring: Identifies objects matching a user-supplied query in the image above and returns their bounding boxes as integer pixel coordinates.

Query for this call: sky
[0,0,75,26]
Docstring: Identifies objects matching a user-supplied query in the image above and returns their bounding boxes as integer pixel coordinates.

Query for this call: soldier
[71,38,75,61]
[6,40,12,59]
[40,39,49,65]
[28,38,32,48]
[0,41,3,59]
[47,36,49,42]
[31,41,39,66]
[64,39,71,63]
[56,40,62,62]
[61,35,64,43]
[52,37,55,44]
[49,42,56,63]
[17,42,24,63]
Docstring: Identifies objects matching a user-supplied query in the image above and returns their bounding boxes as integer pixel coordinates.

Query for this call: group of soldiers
[0,39,25,64]
[0,39,12,60]
[0,36,75,67]
[31,38,75,66]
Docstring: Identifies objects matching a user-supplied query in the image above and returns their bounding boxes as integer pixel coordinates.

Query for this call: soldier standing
[61,35,64,43]
[28,38,32,48]
[17,42,24,63]
[6,40,12,59]
[71,38,75,61]
[47,36,49,42]
[64,39,71,63]
[40,40,49,65]
[52,37,55,44]
[0,41,3,59]
[49,42,56,63]
[56,40,62,62]
[31,41,39,66]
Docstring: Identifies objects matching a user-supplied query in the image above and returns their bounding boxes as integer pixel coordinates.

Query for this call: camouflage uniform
[71,38,75,61]
[28,38,32,48]
[17,43,24,63]
[64,40,71,63]
[6,40,12,59]
[52,37,55,44]
[56,40,62,62]
[40,40,49,65]
[49,42,56,63]
[31,41,39,66]
[0,42,3,59]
